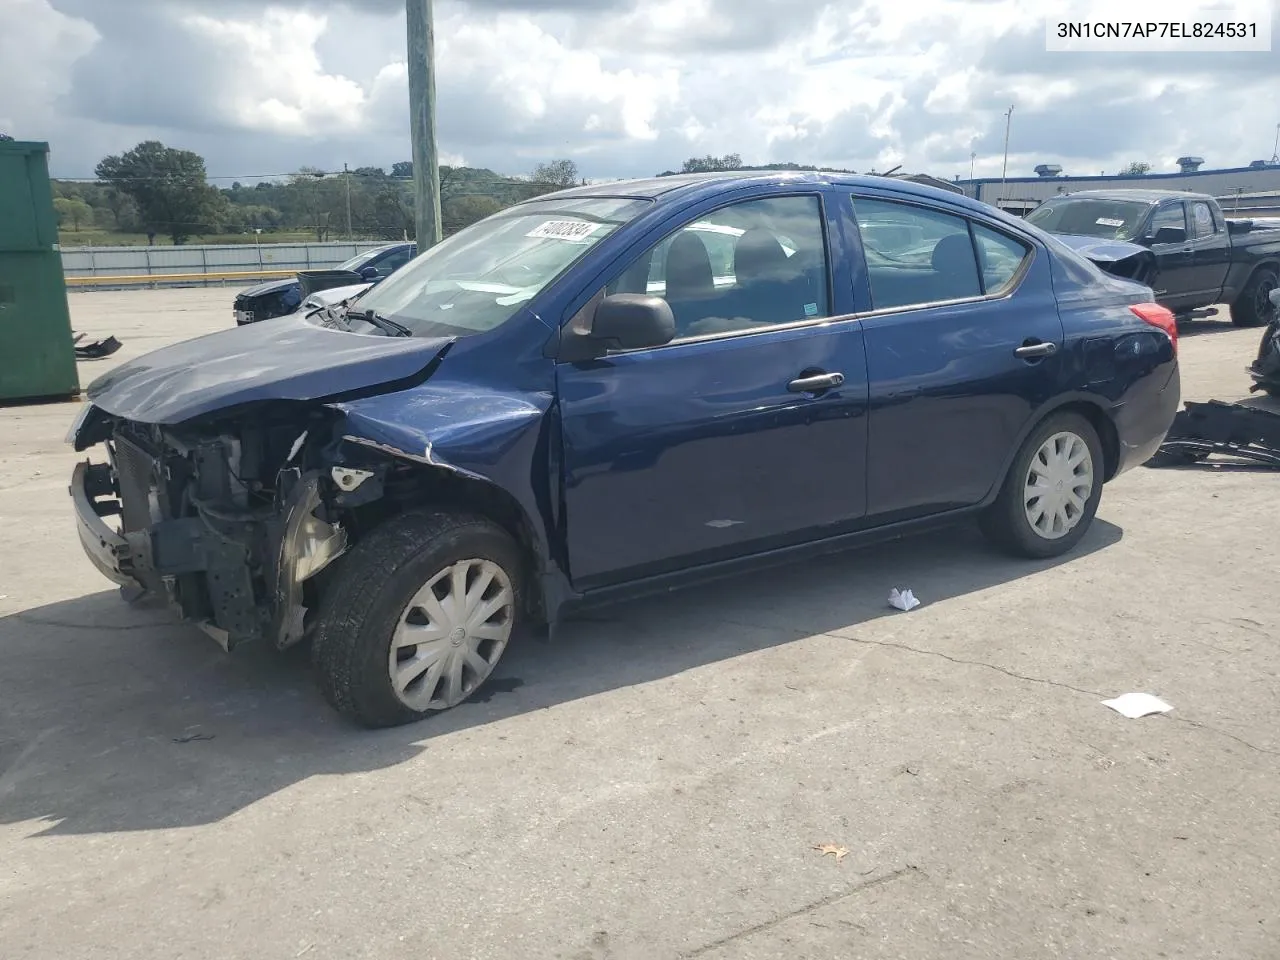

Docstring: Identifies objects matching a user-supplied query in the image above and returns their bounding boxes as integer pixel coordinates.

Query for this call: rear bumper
[1113,360,1181,476]
[70,461,144,589]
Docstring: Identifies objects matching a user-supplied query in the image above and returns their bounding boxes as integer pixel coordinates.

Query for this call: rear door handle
[1014,341,1058,360]
[788,372,845,393]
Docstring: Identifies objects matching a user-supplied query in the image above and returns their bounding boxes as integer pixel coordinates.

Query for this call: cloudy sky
[2,0,1277,184]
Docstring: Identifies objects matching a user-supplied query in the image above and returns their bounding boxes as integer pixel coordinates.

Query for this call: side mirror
[359,265,380,281]
[1150,226,1187,245]
[591,294,676,351]
[558,294,675,361]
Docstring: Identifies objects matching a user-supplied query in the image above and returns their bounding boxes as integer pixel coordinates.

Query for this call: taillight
[1130,303,1177,355]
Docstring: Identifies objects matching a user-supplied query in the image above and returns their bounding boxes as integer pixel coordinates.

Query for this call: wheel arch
[983,395,1121,507]
[339,456,554,625]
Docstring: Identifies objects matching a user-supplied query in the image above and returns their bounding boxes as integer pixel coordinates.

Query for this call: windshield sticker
[526,220,601,242]
[1194,205,1212,224]
[1095,217,1125,227]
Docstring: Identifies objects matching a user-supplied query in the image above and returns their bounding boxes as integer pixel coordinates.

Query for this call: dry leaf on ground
[813,844,849,862]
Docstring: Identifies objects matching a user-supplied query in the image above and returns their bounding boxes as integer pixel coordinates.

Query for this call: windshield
[339,248,387,272]
[352,197,651,337]
[1025,198,1151,240]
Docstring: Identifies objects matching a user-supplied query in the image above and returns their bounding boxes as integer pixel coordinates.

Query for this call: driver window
[1149,204,1187,240]
[606,195,830,340]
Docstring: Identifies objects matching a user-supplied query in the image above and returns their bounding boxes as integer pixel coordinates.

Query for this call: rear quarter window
[971,223,1031,295]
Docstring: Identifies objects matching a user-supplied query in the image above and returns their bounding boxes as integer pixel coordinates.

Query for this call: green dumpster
[0,140,79,402]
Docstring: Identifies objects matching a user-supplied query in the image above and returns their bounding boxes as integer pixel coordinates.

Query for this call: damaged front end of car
[69,401,400,651]
[1049,234,1160,287]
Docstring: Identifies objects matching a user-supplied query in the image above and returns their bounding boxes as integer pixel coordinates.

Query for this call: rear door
[838,189,1066,522]
[1146,201,1198,310]
[556,189,871,590]
[1186,199,1232,302]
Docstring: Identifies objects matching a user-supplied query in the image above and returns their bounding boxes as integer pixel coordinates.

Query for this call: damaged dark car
[69,172,1180,728]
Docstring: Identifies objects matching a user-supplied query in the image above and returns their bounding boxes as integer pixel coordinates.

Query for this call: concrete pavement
[0,289,1276,959]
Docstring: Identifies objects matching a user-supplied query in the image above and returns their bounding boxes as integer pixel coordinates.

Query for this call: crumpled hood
[1050,233,1151,263]
[304,282,372,309]
[84,312,453,425]
[237,277,299,299]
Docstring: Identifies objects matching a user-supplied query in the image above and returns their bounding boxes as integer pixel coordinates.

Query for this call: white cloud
[181,9,367,134]
[0,0,98,136]
[7,0,1279,183]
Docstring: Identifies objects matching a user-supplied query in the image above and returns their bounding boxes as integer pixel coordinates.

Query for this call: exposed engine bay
[72,403,401,651]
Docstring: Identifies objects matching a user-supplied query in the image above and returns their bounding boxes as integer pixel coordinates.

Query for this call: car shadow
[1176,310,1245,338]
[0,518,1122,837]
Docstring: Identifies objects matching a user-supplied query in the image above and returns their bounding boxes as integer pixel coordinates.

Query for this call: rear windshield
[1025,198,1151,241]
[353,197,652,338]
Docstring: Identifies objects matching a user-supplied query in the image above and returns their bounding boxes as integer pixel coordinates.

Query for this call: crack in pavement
[1165,716,1280,758]
[680,865,919,958]
[11,614,159,632]
[724,619,1280,760]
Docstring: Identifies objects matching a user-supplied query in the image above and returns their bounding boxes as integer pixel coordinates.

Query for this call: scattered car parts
[1151,400,1280,468]
[73,333,122,360]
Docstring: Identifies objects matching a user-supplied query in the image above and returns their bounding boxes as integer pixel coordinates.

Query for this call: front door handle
[1014,341,1058,360]
[788,371,845,393]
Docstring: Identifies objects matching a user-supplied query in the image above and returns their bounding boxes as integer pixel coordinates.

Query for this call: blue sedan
[69,172,1180,727]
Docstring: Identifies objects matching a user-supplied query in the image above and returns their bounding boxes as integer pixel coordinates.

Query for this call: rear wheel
[1230,267,1279,328]
[312,510,525,728]
[980,413,1104,559]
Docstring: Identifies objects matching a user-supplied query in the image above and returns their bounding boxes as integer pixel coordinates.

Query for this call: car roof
[518,170,1006,220]
[1048,189,1210,204]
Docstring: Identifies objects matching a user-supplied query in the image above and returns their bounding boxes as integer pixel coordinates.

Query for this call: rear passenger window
[851,198,982,310]
[1191,202,1217,239]
[971,223,1030,294]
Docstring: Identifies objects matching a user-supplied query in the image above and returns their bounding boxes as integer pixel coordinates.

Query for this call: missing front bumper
[70,458,348,650]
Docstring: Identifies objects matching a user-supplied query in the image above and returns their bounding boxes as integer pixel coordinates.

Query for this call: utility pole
[999,104,1014,210]
[407,0,442,248]
[343,162,353,240]
[1271,122,1279,164]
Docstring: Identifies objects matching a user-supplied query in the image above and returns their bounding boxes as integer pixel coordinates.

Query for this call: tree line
[53,141,587,245]
[51,140,891,246]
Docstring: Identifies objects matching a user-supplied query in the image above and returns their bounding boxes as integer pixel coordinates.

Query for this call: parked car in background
[69,172,1180,728]
[1026,190,1280,326]
[233,242,416,325]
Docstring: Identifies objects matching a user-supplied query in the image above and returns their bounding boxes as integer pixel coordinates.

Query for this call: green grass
[57,229,373,248]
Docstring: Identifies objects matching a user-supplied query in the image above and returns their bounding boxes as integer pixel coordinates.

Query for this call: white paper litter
[888,588,920,612]
[1101,693,1173,719]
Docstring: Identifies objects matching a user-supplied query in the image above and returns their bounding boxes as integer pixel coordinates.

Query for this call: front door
[1147,201,1198,310]
[556,191,870,590]
[842,190,1068,521]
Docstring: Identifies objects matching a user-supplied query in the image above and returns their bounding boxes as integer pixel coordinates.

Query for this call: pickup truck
[1025,189,1280,326]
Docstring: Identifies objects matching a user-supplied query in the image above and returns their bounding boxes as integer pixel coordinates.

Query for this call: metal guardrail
[65,269,297,288]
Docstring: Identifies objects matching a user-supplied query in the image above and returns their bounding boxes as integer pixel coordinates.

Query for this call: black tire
[1229,267,1279,328]
[311,510,526,728]
[979,412,1104,560]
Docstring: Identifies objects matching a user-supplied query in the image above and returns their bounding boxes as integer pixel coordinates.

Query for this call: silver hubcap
[389,558,514,711]
[1024,431,1094,540]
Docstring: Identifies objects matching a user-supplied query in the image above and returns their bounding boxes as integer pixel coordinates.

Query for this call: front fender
[328,384,570,619]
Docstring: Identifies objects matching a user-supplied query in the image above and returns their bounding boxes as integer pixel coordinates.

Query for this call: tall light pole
[343,162,353,240]
[999,104,1014,210]
[1271,122,1279,164]
[407,0,442,248]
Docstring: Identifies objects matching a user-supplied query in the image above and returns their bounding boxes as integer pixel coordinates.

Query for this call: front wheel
[980,413,1104,559]
[312,511,526,728]
[1230,268,1279,328]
